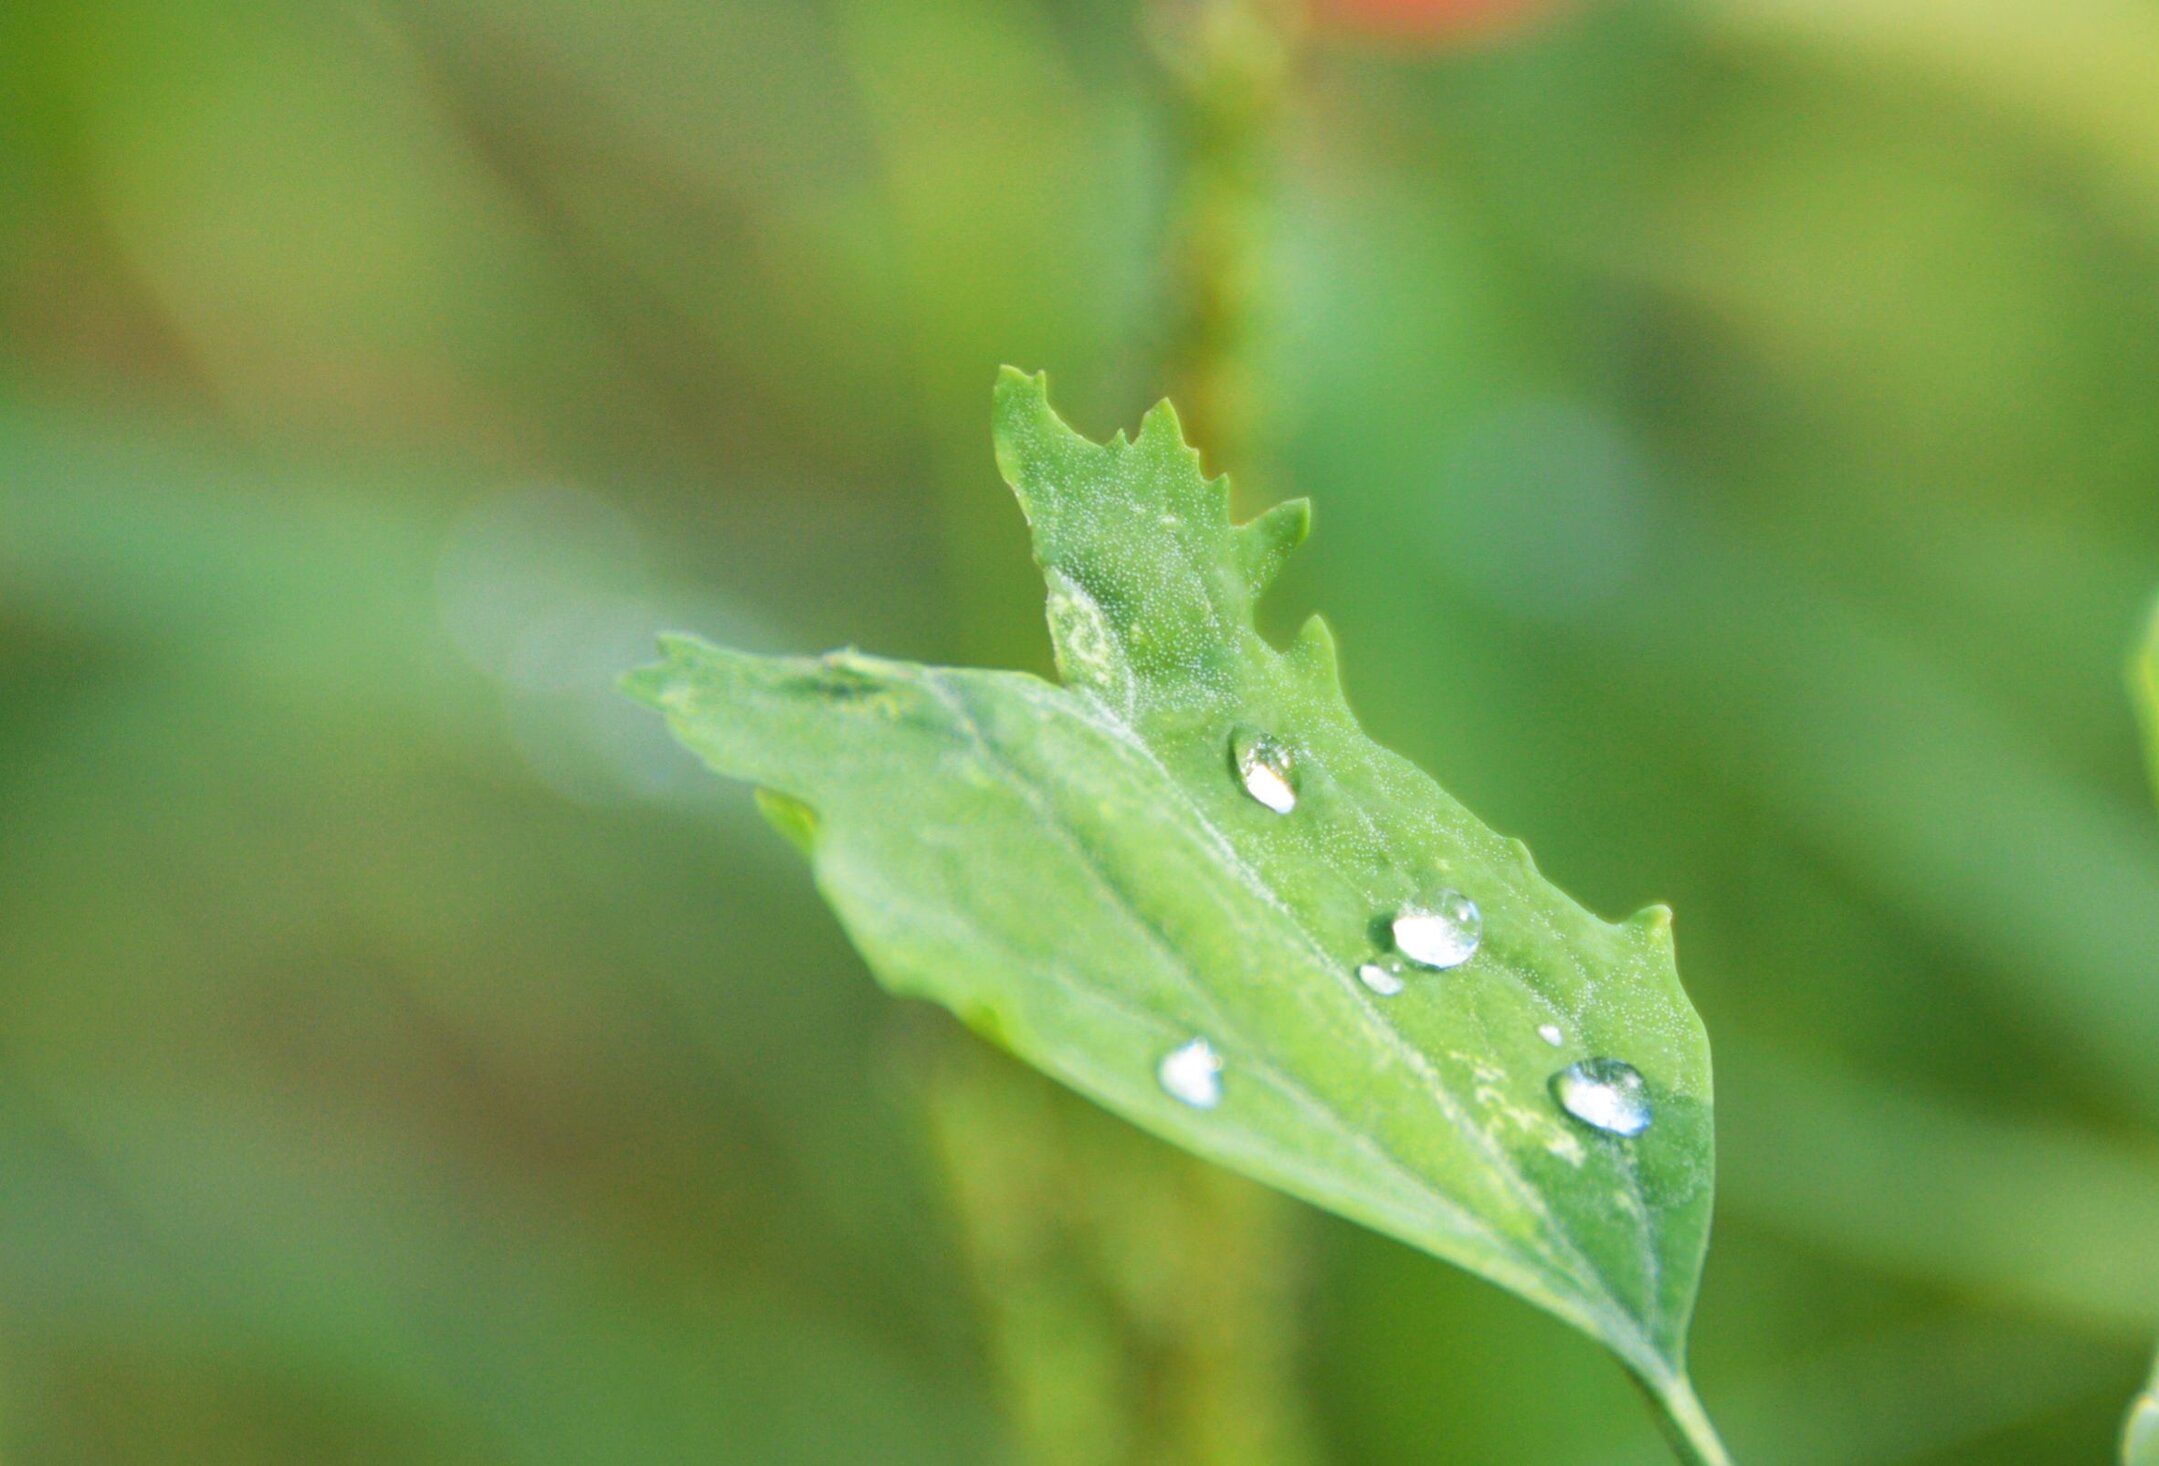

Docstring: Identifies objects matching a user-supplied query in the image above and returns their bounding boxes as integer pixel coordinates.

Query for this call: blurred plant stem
[2132,609,2159,1466]
[912,11,1317,1464]
[922,1039,1318,1466]
[1147,0,1304,482]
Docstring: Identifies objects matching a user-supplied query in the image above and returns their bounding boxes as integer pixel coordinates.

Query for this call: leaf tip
[992,364,1048,419]
[1135,395,1213,486]
[619,632,708,709]
[992,365,1053,439]
[754,787,821,854]
[992,366,1094,516]
[617,664,667,709]
[1628,903,1677,941]
[1239,498,1312,595]
[1137,393,1184,443]
[1287,613,1341,690]
[657,629,717,660]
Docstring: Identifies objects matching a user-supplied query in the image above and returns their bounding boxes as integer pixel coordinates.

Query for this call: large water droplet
[1392,888,1482,969]
[1550,1058,1653,1137]
[1159,1038,1224,1109]
[1357,959,1406,997]
[1231,729,1298,814]
[1537,1024,1564,1047]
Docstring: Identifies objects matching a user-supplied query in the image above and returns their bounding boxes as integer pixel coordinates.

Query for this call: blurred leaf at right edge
[2132,601,2159,1466]
[628,371,1728,1463]
[2128,1351,2159,1466]
[2137,599,2159,810]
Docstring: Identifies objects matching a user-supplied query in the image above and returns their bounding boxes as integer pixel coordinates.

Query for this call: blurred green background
[4,0,2159,1461]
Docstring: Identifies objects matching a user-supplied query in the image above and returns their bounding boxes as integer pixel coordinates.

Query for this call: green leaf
[626,370,1725,1460]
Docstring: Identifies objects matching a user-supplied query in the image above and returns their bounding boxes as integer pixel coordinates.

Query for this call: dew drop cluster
[1156,729,1656,1138]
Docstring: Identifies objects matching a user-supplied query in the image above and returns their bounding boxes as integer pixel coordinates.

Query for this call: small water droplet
[1537,1024,1564,1047]
[1231,730,1298,814]
[1392,888,1482,969]
[1159,1038,1224,1109]
[1550,1058,1653,1137]
[1357,959,1406,997]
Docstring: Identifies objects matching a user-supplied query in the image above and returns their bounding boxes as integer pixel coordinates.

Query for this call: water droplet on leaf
[1550,1058,1653,1137]
[1392,888,1482,969]
[1357,959,1406,997]
[1231,729,1298,814]
[1159,1038,1224,1109]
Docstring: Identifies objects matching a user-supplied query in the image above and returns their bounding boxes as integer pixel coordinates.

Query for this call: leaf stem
[1639,1371,1735,1466]
[921,1038,1321,1465]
